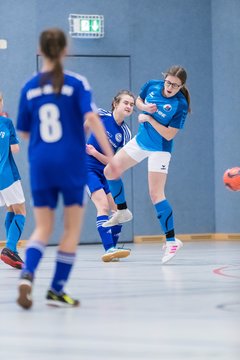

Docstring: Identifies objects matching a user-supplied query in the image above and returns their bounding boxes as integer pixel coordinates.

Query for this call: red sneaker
[0,248,24,269]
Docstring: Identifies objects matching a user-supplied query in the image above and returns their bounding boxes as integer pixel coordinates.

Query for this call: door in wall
[37,55,133,244]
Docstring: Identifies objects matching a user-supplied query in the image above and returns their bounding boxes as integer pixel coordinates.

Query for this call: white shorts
[123,137,171,173]
[0,180,25,207]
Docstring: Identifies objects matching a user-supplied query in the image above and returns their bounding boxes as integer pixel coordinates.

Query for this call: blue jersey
[136,80,188,152]
[17,70,97,191]
[0,116,21,190]
[86,109,131,172]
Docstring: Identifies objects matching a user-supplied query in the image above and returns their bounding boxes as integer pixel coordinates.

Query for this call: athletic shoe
[102,209,133,227]
[162,238,183,264]
[46,290,80,308]
[17,272,33,310]
[101,247,131,262]
[0,247,24,269]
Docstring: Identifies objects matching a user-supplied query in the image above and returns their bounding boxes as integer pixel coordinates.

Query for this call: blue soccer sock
[6,214,26,252]
[22,241,45,277]
[97,215,114,250]
[111,224,123,247]
[107,179,127,208]
[4,211,14,237]
[154,199,175,242]
[50,251,76,294]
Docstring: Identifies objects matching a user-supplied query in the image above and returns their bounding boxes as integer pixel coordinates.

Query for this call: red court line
[213,265,240,279]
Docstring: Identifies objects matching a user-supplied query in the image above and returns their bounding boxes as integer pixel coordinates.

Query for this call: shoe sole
[102,249,130,262]
[0,254,23,269]
[46,300,80,308]
[102,214,133,227]
[162,240,183,264]
[17,283,32,309]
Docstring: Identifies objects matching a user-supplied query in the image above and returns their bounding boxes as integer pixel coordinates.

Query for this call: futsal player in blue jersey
[0,92,26,269]
[103,65,191,264]
[85,90,135,262]
[16,28,116,309]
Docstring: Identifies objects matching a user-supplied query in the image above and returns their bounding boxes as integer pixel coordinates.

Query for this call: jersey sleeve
[139,81,152,101]
[122,124,132,146]
[16,87,32,132]
[77,77,98,115]
[9,120,19,145]
[169,99,188,129]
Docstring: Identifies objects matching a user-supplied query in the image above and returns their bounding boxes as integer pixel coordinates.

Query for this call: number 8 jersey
[17,70,97,191]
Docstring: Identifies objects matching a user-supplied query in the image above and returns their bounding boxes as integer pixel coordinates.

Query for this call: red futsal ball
[223,167,240,191]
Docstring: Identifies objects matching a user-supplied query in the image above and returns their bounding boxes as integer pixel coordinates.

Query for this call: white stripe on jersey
[98,108,112,116]
[121,123,132,145]
[64,70,91,91]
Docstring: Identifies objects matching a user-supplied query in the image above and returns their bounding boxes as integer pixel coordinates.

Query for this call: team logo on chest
[0,131,6,138]
[163,104,172,112]
[115,133,122,142]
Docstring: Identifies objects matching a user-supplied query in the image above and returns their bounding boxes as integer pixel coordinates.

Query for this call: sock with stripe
[154,199,175,242]
[6,214,26,252]
[107,179,127,209]
[21,241,46,277]
[97,215,114,250]
[4,211,14,237]
[111,224,123,247]
[50,251,76,294]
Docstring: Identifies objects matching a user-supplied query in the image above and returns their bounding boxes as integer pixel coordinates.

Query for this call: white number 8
[39,104,62,142]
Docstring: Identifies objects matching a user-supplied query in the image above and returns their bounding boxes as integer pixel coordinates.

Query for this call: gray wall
[0,0,239,244]
[212,0,240,233]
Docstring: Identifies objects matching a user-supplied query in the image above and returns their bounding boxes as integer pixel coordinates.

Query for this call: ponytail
[181,85,191,113]
[39,28,66,94]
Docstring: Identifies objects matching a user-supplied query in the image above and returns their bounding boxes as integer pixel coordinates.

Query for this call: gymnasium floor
[0,240,239,360]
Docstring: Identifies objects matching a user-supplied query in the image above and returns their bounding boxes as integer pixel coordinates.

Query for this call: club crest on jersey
[163,104,172,112]
[0,131,6,138]
[115,133,122,142]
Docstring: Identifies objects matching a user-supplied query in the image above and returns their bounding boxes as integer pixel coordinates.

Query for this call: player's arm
[84,112,114,160]
[18,131,30,140]
[83,118,91,138]
[138,114,179,141]
[10,144,20,153]
[136,96,157,114]
[86,144,109,165]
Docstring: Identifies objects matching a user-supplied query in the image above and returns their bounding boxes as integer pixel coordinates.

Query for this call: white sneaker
[162,238,183,264]
[101,247,131,262]
[102,209,133,227]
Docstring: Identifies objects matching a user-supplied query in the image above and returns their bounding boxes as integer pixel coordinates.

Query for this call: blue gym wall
[212,0,240,233]
[0,0,239,244]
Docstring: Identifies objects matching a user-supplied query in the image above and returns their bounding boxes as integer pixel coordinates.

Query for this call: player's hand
[86,144,96,156]
[138,114,151,123]
[144,103,157,114]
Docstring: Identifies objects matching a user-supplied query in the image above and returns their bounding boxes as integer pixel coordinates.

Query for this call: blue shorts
[87,168,110,196]
[32,186,87,209]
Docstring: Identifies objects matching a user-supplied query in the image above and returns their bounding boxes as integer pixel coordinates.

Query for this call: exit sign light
[69,14,104,38]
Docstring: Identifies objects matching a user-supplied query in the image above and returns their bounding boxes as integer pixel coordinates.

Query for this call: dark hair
[39,28,67,94]
[164,65,191,113]
[111,90,135,111]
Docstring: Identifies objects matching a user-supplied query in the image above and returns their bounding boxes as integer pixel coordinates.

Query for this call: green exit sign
[80,19,101,33]
[69,14,104,38]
